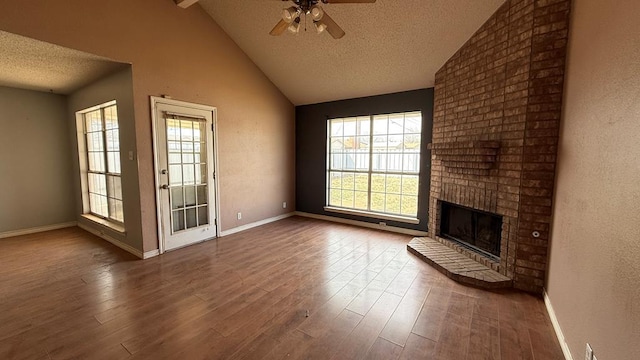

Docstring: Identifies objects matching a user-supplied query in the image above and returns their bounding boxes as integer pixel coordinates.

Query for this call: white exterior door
[153,98,218,252]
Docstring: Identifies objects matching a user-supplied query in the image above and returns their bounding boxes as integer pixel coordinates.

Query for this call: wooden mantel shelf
[428,140,500,175]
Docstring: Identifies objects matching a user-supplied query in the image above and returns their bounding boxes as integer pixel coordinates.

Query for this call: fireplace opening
[439,201,502,260]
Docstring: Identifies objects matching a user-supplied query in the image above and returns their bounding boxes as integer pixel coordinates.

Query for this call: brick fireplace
[416,0,571,294]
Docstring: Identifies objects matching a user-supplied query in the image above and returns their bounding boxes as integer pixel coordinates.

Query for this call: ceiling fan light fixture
[314,21,327,34]
[310,5,324,21]
[288,19,301,34]
[282,6,300,23]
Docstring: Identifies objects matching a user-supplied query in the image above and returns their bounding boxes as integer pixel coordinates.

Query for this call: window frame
[76,100,125,231]
[324,111,422,224]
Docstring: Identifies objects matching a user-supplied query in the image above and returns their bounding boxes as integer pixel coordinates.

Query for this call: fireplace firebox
[439,201,502,260]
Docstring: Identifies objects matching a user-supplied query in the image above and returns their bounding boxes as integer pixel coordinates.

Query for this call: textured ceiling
[0,31,128,95]
[199,0,505,105]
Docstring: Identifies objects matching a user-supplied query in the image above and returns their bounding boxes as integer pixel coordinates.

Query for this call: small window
[77,101,124,225]
[327,111,422,220]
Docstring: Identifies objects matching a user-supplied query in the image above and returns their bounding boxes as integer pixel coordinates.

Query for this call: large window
[327,111,422,220]
[79,101,124,224]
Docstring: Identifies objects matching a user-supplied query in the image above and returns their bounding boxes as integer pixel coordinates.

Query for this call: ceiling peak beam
[175,0,199,9]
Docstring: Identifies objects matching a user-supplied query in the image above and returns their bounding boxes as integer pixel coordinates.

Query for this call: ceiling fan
[270,0,376,39]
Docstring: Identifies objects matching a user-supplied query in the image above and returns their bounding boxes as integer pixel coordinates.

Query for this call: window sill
[323,206,420,225]
[81,214,126,234]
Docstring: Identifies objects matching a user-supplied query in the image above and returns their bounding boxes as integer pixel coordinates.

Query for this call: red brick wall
[429,0,571,293]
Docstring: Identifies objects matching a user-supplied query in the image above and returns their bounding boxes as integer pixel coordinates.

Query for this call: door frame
[150,96,221,254]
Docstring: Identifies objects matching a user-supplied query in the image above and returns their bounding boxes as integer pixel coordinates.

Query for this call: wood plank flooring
[0,216,564,359]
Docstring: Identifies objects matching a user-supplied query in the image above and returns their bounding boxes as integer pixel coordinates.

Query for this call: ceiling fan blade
[270,19,289,36]
[321,11,345,39]
[323,0,376,3]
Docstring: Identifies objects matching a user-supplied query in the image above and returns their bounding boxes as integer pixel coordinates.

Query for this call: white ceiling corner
[199,0,505,105]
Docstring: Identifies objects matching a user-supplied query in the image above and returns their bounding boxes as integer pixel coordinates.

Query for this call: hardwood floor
[0,216,564,359]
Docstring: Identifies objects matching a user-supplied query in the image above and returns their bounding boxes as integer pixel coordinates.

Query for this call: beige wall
[0,87,75,232]
[547,0,640,359]
[0,0,295,251]
[67,67,143,250]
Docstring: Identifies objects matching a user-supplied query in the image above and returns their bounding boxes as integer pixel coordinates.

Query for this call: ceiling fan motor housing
[291,0,321,13]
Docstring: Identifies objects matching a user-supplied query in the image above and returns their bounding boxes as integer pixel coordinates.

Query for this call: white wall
[547,0,640,359]
[0,86,76,233]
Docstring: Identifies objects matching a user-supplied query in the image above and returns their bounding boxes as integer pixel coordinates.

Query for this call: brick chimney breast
[425,0,571,294]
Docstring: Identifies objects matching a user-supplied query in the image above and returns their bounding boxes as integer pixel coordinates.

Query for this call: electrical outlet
[283,202,287,209]
[237,212,242,220]
[585,343,593,360]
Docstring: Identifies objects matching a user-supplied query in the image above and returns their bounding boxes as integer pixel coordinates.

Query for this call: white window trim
[81,214,126,234]
[323,206,420,224]
[75,100,125,231]
[326,112,422,220]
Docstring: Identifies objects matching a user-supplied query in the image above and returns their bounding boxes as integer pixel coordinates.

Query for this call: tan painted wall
[0,0,295,251]
[0,87,76,232]
[67,67,143,250]
[547,0,640,359]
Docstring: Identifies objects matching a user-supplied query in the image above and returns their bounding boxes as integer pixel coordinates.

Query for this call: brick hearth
[407,238,512,289]
[412,0,571,294]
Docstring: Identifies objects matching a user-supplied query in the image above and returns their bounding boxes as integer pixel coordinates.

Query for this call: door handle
[161,184,170,190]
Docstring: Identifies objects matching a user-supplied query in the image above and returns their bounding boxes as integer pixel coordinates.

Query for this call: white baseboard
[143,249,160,259]
[544,290,573,360]
[0,221,77,239]
[77,223,144,259]
[295,211,429,237]
[220,212,295,237]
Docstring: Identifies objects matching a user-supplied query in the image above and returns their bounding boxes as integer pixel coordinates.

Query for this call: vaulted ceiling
[199,0,505,105]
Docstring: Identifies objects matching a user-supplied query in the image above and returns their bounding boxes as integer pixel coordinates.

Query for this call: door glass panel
[182,153,194,164]
[181,141,193,152]
[180,120,193,141]
[167,119,179,141]
[169,153,181,164]
[198,206,208,226]
[166,116,209,234]
[196,185,207,205]
[168,141,180,152]
[171,187,184,210]
[196,164,205,184]
[186,208,197,229]
[185,185,196,207]
[194,123,203,141]
[183,165,195,185]
[172,209,185,232]
[169,165,182,186]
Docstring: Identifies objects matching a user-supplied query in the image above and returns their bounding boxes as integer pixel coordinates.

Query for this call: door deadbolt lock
[161,169,167,175]
[161,184,169,190]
